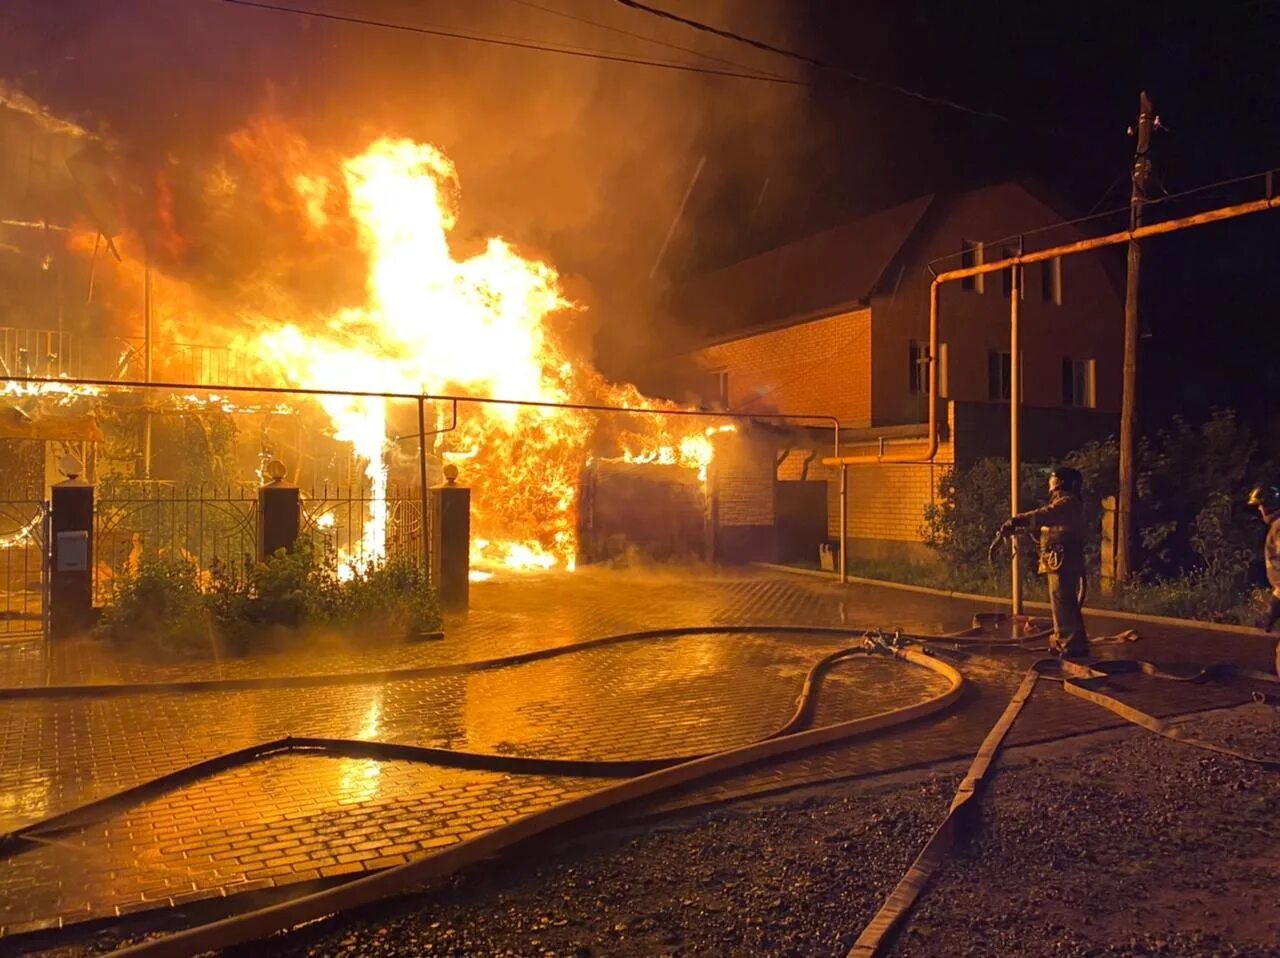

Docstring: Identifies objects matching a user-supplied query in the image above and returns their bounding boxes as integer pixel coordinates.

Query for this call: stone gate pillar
[258,459,300,560]
[430,465,471,611]
[50,478,94,639]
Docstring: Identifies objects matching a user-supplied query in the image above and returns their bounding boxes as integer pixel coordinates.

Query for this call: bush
[96,553,213,657]
[922,457,1048,595]
[98,541,441,657]
[917,409,1275,624]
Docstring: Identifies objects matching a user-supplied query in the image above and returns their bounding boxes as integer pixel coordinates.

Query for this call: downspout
[821,279,942,468]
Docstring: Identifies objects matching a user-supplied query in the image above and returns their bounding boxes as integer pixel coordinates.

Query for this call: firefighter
[999,466,1088,658]
[1247,484,1280,633]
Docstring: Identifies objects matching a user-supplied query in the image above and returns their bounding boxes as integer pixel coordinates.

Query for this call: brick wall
[710,429,777,563]
[777,404,958,562]
[692,309,872,424]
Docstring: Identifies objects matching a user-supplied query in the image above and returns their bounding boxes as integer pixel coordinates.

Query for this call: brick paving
[0,566,985,690]
[0,567,1269,942]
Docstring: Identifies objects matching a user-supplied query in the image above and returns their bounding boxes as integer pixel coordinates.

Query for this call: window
[988,349,1011,401]
[704,369,729,409]
[908,340,925,394]
[1061,358,1096,408]
[1041,257,1062,305]
[960,240,984,292]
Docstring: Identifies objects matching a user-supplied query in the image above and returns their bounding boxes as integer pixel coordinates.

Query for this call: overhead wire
[926,165,1280,270]
[613,0,1009,122]
[498,0,793,80]
[219,0,808,86]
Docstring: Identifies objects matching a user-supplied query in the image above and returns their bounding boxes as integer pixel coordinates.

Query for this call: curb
[754,563,1278,639]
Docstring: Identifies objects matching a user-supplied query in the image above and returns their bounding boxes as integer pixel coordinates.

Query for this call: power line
[926,165,1280,269]
[219,0,808,86]
[614,0,1009,122]
[498,0,793,80]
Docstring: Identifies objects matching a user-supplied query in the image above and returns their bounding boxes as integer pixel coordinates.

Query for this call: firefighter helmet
[1050,466,1083,494]
[1247,484,1280,512]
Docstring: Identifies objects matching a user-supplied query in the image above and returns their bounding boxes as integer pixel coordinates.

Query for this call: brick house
[668,181,1124,564]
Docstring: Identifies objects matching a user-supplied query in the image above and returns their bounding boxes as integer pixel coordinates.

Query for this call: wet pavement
[0,566,1273,942]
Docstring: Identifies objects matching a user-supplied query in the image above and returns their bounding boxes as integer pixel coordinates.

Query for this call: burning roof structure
[1,91,735,577]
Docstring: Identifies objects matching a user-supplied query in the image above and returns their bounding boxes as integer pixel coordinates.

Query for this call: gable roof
[667,193,935,341]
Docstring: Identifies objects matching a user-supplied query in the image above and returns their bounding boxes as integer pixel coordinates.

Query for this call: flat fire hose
[848,655,1280,957]
[93,630,963,958]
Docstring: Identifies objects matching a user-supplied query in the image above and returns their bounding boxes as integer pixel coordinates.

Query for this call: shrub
[98,541,441,656]
[96,553,213,657]
[918,409,1275,624]
[922,457,1047,594]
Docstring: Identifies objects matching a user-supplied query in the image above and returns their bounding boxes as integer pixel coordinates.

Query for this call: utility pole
[1116,91,1155,583]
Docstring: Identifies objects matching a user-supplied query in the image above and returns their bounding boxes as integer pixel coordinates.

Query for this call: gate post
[50,476,94,639]
[1099,495,1118,596]
[258,459,300,560]
[430,464,470,611]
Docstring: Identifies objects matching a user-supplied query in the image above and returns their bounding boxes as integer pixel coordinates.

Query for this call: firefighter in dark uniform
[999,466,1088,658]
[1247,484,1280,634]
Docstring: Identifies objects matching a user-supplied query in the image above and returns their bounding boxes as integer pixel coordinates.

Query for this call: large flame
[234,135,717,573]
[45,121,726,575]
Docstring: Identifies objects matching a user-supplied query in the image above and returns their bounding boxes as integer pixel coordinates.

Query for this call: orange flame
[65,123,725,575]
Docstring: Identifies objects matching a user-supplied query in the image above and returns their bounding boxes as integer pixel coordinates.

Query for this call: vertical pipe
[417,396,430,577]
[1010,260,1023,617]
[143,250,153,479]
[839,462,848,584]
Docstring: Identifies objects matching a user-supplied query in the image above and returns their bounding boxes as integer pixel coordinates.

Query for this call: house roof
[668,193,935,342]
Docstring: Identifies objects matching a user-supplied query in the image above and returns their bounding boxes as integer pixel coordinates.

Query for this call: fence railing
[93,482,429,604]
[0,326,243,386]
[0,492,46,636]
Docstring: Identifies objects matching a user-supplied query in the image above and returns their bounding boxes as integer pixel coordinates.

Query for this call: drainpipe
[798,449,817,480]
[820,279,942,468]
[1010,257,1023,616]
[822,189,1280,471]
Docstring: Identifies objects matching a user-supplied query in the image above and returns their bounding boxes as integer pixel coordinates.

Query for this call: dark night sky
[2,0,1278,435]
[687,0,1280,434]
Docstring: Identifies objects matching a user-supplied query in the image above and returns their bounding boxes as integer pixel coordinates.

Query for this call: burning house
[2,90,758,588]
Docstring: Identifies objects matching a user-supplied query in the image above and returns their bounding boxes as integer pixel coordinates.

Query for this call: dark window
[988,350,1012,401]
[1062,358,1095,407]
[1041,257,1062,304]
[704,370,729,409]
[960,240,983,292]
[1001,247,1015,297]
[908,340,922,394]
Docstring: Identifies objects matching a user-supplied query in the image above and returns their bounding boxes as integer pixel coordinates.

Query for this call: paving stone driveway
[0,568,1265,940]
[0,569,968,937]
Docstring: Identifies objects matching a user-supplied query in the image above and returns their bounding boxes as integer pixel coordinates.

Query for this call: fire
[238,134,709,574]
[55,122,726,576]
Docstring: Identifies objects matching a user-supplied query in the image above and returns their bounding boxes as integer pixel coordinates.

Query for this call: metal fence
[0,326,242,385]
[0,492,47,637]
[300,482,427,573]
[93,482,428,604]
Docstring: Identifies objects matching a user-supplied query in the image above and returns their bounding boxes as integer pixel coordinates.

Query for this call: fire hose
[2,626,966,957]
[7,623,1272,957]
[848,647,1280,957]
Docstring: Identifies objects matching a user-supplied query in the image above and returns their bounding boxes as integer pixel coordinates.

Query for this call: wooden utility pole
[1116,91,1155,583]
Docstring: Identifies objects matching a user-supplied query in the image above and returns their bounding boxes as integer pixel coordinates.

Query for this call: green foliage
[96,553,213,657]
[1136,410,1265,577]
[98,540,441,657]
[917,409,1275,624]
[922,458,1046,594]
